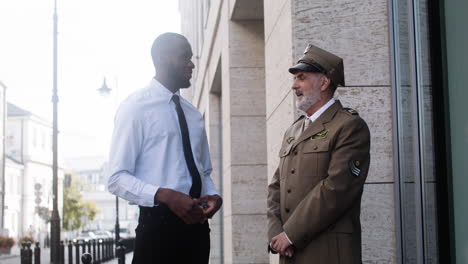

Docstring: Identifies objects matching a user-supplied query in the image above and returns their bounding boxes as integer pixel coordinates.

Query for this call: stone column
[220,1,268,262]
[207,80,223,264]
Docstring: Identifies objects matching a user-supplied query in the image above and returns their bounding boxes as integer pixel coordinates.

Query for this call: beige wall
[180,0,397,263]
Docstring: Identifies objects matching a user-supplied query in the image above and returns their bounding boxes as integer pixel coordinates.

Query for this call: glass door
[390,0,439,262]
[443,0,468,263]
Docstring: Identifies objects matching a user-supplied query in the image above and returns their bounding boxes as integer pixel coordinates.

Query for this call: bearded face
[292,72,324,113]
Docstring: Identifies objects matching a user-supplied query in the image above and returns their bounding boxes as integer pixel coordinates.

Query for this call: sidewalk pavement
[0,246,133,264]
[0,246,51,264]
[106,252,134,264]
[0,245,22,264]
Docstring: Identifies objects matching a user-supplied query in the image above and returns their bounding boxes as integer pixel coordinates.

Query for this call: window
[390,0,439,262]
[32,127,37,147]
[7,134,14,146]
[17,171,22,194]
[41,131,46,149]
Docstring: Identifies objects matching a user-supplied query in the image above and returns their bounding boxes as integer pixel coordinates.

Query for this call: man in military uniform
[267,44,371,264]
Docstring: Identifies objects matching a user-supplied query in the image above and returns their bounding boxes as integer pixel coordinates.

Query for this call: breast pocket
[144,118,180,156]
[278,143,294,180]
[279,144,293,158]
[300,140,330,178]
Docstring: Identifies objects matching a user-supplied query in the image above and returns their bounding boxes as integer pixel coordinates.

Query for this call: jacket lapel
[292,100,343,148]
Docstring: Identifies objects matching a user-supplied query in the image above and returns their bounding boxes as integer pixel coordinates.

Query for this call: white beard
[297,90,321,112]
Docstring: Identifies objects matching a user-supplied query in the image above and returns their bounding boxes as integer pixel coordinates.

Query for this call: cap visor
[288,62,322,74]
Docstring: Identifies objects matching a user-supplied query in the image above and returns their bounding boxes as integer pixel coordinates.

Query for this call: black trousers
[132,205,210,264]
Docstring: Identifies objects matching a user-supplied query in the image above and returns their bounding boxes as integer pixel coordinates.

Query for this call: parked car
[73,231,97,242]
[119,228,132,239]
[110,228,133,239]
[94,230,113,239]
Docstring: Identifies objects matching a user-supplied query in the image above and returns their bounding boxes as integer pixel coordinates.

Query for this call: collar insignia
[342,108,359,116]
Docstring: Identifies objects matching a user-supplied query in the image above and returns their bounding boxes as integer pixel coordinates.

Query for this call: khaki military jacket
[267,100,370,264]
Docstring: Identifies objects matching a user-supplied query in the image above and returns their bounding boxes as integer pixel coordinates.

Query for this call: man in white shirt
[108,32,222,264]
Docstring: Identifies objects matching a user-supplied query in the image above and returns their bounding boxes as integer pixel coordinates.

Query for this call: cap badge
[303,43,313,54]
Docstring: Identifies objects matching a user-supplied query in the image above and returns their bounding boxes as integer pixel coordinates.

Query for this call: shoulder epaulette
[342,107,359,116]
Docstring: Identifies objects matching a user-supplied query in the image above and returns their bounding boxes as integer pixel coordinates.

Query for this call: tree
[63,177,99,231]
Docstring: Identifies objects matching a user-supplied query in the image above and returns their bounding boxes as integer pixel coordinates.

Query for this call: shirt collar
[308,98,336,122]
[150,78,180,104]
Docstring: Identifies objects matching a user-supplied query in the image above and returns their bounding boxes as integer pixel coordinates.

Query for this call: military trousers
[132,205,210,264]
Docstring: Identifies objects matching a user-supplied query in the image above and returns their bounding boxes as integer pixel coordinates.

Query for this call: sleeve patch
[349,160,361,177]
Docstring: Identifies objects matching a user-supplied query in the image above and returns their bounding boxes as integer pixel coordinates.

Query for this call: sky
[0,0,181,159]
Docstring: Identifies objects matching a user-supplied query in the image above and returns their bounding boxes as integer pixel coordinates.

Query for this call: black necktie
[172,94,202,198]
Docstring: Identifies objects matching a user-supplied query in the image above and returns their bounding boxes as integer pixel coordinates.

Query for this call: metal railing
[20,238,134,264]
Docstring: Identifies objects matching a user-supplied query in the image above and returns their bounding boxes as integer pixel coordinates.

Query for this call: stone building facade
[178,0,467,263]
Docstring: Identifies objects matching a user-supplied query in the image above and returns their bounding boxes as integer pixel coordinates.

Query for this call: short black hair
[151,32,188,68]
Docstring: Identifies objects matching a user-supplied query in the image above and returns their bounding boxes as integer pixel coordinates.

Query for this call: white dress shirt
[107,79,218,207]
[308,98,336,122]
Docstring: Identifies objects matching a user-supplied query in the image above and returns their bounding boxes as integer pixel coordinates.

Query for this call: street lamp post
[97,78,119,242]
[115,196,120,242]
[50,0,61,263]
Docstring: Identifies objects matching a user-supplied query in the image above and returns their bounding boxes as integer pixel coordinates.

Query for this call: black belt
[139,205,173,219]
[138,205,208,229]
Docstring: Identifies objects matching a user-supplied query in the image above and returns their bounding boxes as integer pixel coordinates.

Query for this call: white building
[0,82,6,236]
[3,156,24,239]
[5,102,64,242]
[65,157,138,235]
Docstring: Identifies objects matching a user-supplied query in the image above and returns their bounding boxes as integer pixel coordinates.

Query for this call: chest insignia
[287,137,295,144]
[310,129,328,140]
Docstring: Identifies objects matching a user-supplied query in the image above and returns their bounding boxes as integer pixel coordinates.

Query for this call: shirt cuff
[201,176,219,196]
[141,184,159,207]
[284,232,293,245]
[268,242,278,254]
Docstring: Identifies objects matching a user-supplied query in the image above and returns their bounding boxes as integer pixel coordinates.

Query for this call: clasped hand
[271,232,294,258]
[157,189,222,224]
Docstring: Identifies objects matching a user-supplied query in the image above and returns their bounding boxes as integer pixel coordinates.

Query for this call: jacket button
[313,146,318,150]
[291,168,295,174]
[285,208,290,213]
[294,151,298,155]
[287,189,291,193]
